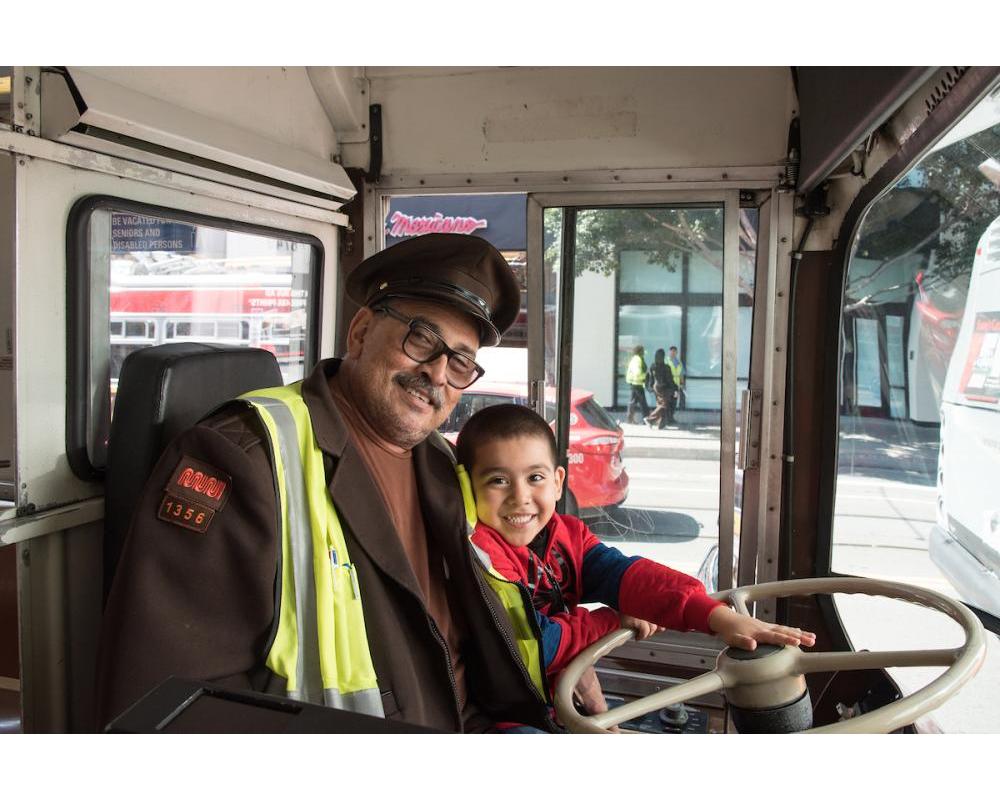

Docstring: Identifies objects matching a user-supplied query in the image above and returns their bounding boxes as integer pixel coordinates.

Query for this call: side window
[832,85,1000,731]
[67,198,322,478]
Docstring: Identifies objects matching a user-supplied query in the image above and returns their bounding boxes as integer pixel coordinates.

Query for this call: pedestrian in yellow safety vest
[625,345,650,424]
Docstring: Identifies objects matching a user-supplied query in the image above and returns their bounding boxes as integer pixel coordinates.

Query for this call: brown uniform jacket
[95,358,553,732]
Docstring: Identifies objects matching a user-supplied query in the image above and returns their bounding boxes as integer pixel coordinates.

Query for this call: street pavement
[615,411,940,480]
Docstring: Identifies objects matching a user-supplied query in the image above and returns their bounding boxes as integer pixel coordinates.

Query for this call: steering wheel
[554,577,987,733]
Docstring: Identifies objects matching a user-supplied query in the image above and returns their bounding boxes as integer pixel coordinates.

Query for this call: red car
[439,381,629,513]
[913,269,964,378]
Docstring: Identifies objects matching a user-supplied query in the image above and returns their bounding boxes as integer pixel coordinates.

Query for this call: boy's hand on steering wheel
[619,613,664,641]
[707,605,816,650]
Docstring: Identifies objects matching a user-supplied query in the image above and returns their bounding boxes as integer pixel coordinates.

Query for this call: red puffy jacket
[471,512,722,683]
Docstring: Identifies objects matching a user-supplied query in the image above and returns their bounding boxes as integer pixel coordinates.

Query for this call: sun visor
[796,66,937,195]
[39,67,356,206]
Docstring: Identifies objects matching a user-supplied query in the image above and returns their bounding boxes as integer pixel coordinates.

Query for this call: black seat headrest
[104,343,284,601]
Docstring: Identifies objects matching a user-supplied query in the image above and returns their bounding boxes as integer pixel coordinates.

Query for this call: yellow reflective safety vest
[625,354,647,386]
[667,358,684,386]
[241,383,383,715]
[240,382,548,716]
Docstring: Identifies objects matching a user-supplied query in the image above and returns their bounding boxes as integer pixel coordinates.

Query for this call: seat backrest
[103,343,284,601]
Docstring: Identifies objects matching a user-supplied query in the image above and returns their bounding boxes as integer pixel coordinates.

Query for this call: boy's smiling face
[470,435,566,547]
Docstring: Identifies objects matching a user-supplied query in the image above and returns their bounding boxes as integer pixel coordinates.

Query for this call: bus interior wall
[785,249,839,636]
[335,167,370,354]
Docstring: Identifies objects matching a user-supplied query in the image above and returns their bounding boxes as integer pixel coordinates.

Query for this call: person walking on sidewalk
[644,348,678,428]
[625,345,650,424]
[667,345,685,416]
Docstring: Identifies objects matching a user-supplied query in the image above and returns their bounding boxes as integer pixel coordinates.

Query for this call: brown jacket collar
[298,358,466,599]
[300,357,351,456]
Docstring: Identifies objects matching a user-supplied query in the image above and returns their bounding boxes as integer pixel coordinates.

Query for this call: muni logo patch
[166,456,231,510]
[158,456,232,533]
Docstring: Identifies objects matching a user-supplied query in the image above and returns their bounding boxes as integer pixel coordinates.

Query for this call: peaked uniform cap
[346,233,521,347]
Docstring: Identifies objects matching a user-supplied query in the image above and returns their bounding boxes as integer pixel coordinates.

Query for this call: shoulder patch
[165,456,232,511]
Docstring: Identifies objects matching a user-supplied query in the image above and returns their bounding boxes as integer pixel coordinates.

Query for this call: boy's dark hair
[456,403,559,472]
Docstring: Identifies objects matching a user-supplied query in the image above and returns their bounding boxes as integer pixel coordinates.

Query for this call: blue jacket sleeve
[533,609,564,668]
[581,541,640,607]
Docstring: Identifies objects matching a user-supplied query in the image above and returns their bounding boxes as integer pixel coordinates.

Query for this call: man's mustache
[394,373,444,410]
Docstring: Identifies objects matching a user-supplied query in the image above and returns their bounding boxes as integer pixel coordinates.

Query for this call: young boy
[456,403,815,717]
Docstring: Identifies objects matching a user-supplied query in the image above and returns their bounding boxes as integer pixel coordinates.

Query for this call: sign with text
[112,213,197,253]
[384,194,526,251]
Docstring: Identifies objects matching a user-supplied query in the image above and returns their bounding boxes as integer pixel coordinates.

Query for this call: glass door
[526,191,761,596]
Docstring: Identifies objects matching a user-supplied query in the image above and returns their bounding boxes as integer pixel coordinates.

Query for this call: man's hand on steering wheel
[708,605,817,651]
[571,666,621,733]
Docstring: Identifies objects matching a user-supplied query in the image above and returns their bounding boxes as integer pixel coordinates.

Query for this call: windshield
[833,83,1000,732]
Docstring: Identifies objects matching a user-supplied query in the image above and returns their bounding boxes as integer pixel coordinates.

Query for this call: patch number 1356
[157,493,215,533]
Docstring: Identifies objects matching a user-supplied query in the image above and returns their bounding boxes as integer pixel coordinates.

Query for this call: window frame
[66,194,325,481]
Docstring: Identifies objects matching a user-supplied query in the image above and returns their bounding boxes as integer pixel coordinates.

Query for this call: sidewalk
[613,410,940,480]
[618,419,722,460]
[610,410,722,461]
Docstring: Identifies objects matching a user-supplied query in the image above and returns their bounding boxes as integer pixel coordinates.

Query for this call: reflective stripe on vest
[240,383,383,717]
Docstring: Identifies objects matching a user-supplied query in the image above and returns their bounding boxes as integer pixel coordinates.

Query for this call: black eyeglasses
[375,305,486,389]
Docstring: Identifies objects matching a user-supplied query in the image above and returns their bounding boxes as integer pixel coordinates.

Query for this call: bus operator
[95,233,557,732]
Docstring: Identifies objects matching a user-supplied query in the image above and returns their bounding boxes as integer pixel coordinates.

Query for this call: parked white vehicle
[931,213,1000,617]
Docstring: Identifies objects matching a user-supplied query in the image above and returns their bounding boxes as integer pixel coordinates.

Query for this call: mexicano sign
[384,194,526,251]
[387,210,488,237]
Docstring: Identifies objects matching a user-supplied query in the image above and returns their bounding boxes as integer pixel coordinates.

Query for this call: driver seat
[103,342,283,602]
